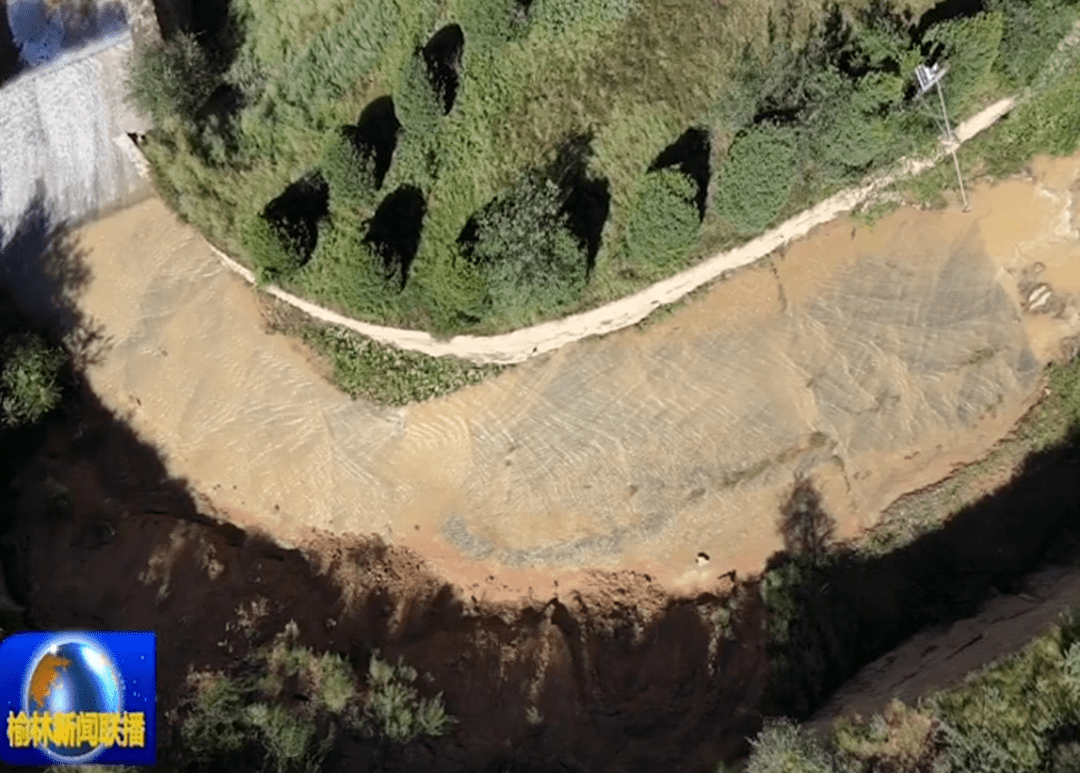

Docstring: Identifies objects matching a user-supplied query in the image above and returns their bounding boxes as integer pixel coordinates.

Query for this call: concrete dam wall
[0,17,151,323]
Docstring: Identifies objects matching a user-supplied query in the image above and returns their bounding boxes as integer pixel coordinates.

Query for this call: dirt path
[202,98,1015,365]
[806,565,1080,736]
[67,149,1080,600]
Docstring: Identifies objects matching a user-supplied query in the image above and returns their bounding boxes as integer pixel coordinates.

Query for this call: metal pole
[936,79,969,211]
[935,78,954,141]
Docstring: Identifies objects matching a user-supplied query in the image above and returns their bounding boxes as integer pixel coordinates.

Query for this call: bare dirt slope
[63,151,1080,599]
[807,564,1080,735]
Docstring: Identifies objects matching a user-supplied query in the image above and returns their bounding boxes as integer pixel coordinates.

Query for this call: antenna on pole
[915,61,969,211]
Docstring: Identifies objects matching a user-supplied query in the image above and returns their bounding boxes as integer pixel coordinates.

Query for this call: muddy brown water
[64,152,1080,602]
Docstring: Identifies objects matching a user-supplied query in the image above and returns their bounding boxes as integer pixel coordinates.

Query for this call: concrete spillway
[0,25,150,322]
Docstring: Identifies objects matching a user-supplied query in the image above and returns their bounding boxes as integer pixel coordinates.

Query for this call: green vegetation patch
[739,611,1080,773]
[131,0,1080,337]
[300,324,505,406]
[0,333,65,428]
[178,623,453,772]
[718,123,799,236]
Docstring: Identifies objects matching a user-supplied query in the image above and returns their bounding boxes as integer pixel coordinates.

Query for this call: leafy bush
[125,33,219,125]
[976,52,1080,177]
[0,333,64,427]
[396,52,443,136]
[922,11,1005,117]
[458,0,531,52]
[244,703,321,773]
[301,217,401,317]
[718,123,799,236]
[623,167,700,272]
[180,673,251,770]
[364,653,454,742]
[986,0,1080,89]
[240,213,310,283]
[468,174,588,322]
[321,128,378,216]
[747,718,840,773]
[928,634,1080,773]
[832,700,937,773]
[812,71,906,178]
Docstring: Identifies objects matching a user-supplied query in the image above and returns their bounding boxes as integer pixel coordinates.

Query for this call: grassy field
[128,0,1080,338]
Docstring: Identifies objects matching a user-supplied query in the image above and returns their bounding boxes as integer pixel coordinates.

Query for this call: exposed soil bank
[807,564,1080,736]
[62,150,1080,602]
[5,361,1080,772]
[0,384,770,772]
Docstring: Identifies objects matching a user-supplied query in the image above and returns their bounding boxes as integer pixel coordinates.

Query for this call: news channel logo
[0,631,156,766]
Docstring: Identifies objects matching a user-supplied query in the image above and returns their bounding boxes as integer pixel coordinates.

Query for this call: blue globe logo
[21,636,123,763]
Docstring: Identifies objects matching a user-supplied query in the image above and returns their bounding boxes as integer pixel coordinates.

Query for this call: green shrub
[623,167,700,272]
[468,173,588,323]
[240,212,310,283]
[812,71,906,178]
[416,246,492,331]
[458,0,531,53]
[746,717,840,773]
[321,128,378,216]
[928,635,1079,773]
[976,53,1080,177]
[125,33,219,125]
[364,653,454,743]
[300,217,400,317]
[180,674,250,770]
[986,0,1080,89]
[0,333,64,427]
[244,703,320,773]
[718,123,799,236]
[922,11,1005,117]
[396,52,443,135]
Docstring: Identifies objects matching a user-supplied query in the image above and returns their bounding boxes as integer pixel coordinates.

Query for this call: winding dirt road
[205,98,1016,365]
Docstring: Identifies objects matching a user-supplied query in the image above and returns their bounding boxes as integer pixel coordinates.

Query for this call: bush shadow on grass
[759,410,1080,721]
[187,0,243,74]
[649,127,711,220]
[363,185,425,290]
[264,172,330,265]
[422,24,464,116]
[545,132,610,275]
[356,96,402,189]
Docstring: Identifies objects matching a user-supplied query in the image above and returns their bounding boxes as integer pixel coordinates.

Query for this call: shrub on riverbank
[718,124,799,236]
[742,612,1080,773]
[321,128,379,217]
[132,0,1080,336]
[623,168,700,274]
[125,32,219,126]
[240,213,310,283]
